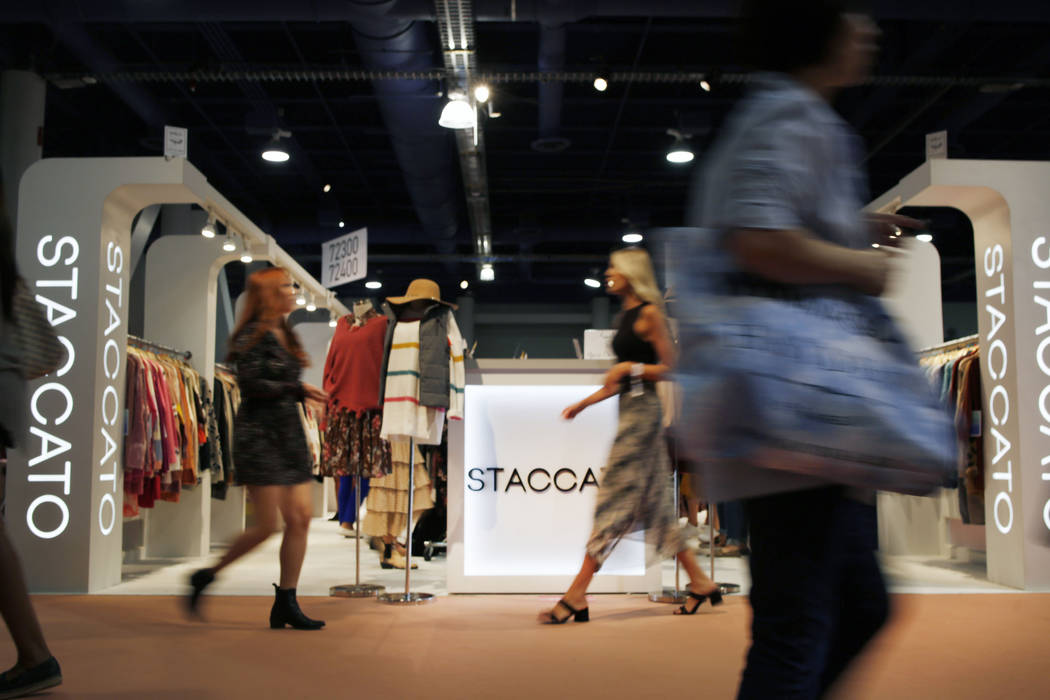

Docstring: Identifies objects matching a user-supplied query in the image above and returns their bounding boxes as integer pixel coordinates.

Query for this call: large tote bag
[666,227,958,502]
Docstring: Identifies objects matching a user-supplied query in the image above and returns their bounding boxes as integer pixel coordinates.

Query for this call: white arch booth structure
[869,158,1050,590]
[8,157,347,593]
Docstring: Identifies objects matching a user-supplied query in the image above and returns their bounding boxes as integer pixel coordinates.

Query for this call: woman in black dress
[538,247,721,624]
[187,267,329,630]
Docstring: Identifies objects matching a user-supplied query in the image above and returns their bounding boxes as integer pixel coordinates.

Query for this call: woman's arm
[562,384,619,420]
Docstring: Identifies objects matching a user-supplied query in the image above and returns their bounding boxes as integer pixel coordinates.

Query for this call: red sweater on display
[322,314,389,415]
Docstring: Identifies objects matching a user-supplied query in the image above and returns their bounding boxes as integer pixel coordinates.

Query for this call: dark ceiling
[2,1,1049,305]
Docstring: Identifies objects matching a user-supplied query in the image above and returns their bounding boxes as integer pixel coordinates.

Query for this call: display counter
[447,359,663,593]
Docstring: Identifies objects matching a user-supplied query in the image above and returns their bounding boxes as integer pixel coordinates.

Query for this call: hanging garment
[321,312,393,478]
[361,439,434,540]
[380,320,446,445]
[321,408,391,478]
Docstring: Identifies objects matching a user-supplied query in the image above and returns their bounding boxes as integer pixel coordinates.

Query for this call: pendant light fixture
[261,128,292,163]
[439,92,476,130]
[665,128,695,164]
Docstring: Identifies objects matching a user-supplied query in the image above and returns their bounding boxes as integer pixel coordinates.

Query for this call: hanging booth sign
[321,227,367,288]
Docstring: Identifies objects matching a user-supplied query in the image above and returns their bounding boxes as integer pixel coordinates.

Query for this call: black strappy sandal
[675,588,724,615]
[540,599,590,624]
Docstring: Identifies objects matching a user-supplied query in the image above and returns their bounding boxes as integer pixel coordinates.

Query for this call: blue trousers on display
[717,500,747,544]
[337,476,369,526]
[738,487,889,700]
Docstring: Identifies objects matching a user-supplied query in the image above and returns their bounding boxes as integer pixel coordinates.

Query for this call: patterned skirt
[586,389,685,568]
[361,438,434,540]
[321,408,392,479]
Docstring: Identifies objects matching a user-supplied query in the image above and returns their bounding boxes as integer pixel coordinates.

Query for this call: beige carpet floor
[3,592,1049,699]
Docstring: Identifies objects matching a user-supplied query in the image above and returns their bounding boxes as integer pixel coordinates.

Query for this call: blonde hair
[610,247,665,311]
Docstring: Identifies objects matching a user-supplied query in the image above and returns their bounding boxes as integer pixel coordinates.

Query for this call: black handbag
[12,279,66,379]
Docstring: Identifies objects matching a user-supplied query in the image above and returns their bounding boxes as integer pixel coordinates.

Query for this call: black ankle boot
[186,568,215,618]
[269,584,325,630]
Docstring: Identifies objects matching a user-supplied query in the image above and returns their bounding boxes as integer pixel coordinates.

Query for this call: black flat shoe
[675,588,723,615]
[0,657,62,700]
[538,599,589,624]
[186,568,216,619]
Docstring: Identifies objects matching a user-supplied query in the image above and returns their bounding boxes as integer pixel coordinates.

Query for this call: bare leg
[276,482,314,589]
[211,485,280,574]
[687,498,701,528]
[538,554,598,622]
[0,520,51,671]
[677,548,718,596]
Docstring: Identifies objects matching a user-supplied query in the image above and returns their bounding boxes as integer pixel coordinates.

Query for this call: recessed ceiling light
[323,184,332,193]
[593,76,608,92]
[365,281,383,290]
[622,232,643,244]
[460,280,469,290]
[700,79,712,92]
[584,278,601,288]
[338,221,345,228]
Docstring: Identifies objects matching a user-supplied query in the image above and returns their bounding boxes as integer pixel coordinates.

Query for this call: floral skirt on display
[321,408,392,479]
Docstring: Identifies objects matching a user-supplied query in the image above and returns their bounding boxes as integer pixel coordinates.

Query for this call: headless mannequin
[374,299,437,562]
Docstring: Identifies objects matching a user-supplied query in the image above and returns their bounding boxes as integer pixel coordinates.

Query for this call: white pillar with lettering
[869,159,1050,589]
[8,157,347,592]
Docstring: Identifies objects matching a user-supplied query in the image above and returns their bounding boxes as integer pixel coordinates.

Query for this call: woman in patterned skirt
[539,247,721,624]
[186,267,329,630]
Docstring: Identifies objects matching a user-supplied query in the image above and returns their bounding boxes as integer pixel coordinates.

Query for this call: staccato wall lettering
[467,467,601,493]
[1029,236,1050,532]
[25,235,79,539]
[983,243,1015,535]
[97,241,125,537]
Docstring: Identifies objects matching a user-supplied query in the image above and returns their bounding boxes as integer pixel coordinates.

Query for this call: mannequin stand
[649,462,688,604]
[330,474,385,598]
[378,438,435,605]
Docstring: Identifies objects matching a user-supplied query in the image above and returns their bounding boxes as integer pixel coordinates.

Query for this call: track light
[700,79,712,92]
[365,281,383,290]
[261,128,292,163]
[593,75,609,92]
[439,92,476,129]
[916,233,933,243]
[584,278,602,288]
[241,252,253,264]
[665,128,694,164]
[329,315,338,328]
[622,232,643,244]
[306,294,317,312]
[222,230,237,252]
[200,214,217,239]
[480,263,495,282]
[323,184,332,193]
[474,84,490,103]
[338,221,345,229]
[296,294,306,306]
[460,280,469,290]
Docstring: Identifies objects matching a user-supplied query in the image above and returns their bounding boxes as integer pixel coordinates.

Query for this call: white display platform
[447,359,662,593]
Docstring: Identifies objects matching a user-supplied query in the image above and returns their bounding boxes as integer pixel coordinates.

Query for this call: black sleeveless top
[611,302,658,364]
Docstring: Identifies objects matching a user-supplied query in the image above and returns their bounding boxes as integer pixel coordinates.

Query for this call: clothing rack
[916,334,979,357]
[127,334,192,360]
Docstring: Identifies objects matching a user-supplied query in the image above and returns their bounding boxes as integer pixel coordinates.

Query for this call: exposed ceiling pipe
[350,1,461,256]
[532,24,570,153]
[6,0,1050,23]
